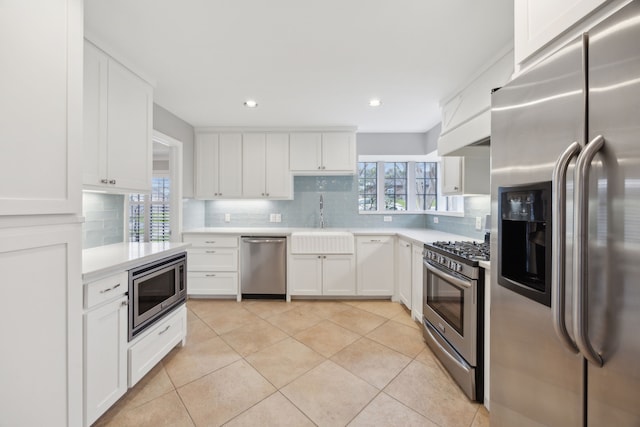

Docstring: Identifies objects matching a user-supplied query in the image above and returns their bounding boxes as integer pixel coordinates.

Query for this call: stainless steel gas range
[422,241,488,402]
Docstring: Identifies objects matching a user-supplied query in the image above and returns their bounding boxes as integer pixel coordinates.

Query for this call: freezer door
[490,36,585,426]
[585,2,640,425]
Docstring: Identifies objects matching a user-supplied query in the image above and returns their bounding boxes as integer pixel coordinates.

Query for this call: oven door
[423,259,477,365]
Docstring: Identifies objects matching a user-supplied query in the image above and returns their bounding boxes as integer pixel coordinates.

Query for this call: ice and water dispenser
[498,182,552,306]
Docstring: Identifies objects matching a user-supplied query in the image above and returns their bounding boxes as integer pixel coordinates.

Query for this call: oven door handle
[424,260,472,289]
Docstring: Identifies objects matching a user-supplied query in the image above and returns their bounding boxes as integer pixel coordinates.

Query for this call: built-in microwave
[128,252,187,340]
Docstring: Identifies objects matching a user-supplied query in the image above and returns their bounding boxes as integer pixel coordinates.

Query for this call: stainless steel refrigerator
[490,2,640,425]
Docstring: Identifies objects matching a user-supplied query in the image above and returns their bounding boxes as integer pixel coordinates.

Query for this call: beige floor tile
[185,317,217,345]
[344,300,406,319]
[178,360,276,426]
[243,299,296,319]
[246,337,325,388]
[328,306,387,335]
[331,337,412,389]
[265,307,323,335]
[291,300,351,318]
[348,392,437,427]
[120,363,175,410]
[384,360,479,427]
[163,336,242,387]
[220,318,288,357]
[94,391,194,427]
[294,320,361,357]
[187,298,243,319]
[199,306,262,335]
[471,405,491,427]
[366,320,427,357]
[281,360,378,427]
[223,392,315,427]
[186,307,200,323]
[390,310,421,330]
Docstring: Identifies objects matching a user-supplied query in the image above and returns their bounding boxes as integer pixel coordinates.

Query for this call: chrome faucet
[319,194,325,229]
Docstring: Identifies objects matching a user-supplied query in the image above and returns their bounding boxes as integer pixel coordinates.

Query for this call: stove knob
[456,263,463,272]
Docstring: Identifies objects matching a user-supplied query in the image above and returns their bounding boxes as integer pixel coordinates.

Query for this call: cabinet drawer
[183,234,238,248]
[128,305,185,387]
[187,248,238,271]
[188,272,238,296]
[84,271,128,309]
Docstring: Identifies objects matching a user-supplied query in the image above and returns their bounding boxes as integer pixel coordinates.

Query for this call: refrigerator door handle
[552,141,581,354]
[573,134,605,367]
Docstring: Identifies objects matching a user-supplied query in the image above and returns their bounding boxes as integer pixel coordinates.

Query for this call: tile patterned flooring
[94,299,489,427]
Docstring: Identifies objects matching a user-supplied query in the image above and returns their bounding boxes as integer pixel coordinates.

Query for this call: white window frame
[358,153,464,216]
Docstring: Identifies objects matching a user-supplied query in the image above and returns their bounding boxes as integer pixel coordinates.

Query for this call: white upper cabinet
[0,0,82,216]
[515,0,611,67]
[194,133,242,199]
[242,133,292,199]
[83,41,152,193]
[441,155,490,195]
[290,132,356,174]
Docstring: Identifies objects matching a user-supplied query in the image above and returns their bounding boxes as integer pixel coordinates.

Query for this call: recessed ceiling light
[369,99,382,107]
[244,99,258,108]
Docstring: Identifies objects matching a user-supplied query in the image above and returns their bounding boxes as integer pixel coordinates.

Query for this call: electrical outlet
[433,216,439,224]
[275,214,282,223]
[224,213,231,223]
[269,213,276,222]
[475,216,482,230]
[383,216,392,222]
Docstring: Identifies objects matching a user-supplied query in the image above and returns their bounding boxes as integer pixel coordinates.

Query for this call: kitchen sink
[290,231,354,254]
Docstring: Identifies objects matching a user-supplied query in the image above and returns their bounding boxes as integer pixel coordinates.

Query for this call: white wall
[153,103,195,197]
[357,132,429,156]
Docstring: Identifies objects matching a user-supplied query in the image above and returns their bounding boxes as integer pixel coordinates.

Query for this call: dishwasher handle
[242,237,285,244]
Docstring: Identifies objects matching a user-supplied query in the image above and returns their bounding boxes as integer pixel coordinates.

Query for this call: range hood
[438,48,513,157]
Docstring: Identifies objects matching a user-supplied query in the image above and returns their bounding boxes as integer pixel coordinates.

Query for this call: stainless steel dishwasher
[240,237,286,299]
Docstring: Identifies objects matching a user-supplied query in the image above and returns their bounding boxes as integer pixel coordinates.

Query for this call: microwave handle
[551,141,581,354]
[573,135,605,367]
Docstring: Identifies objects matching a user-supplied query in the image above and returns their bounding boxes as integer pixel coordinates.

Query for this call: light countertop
[83,242,191,283]
[182,227,476,246]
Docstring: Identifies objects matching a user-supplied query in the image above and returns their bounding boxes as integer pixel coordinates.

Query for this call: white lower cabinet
[289,254,355,296]
[397,238,412,308]
[411,244,424,321]
[129,305,186,387]
[183,234,239,297]
[356,236,395,296]
[84,295,128,427]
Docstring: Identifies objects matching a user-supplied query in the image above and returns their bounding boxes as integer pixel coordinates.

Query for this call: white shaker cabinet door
[217,133,243,198]
[322,255,356,296]
[195,133,220,198]
[289,255,323,295]
[242,133,267,197]
[265,133,292,198]
[105,59,153,192]
[321,132,355,173]
[397,239,412,309]
[289,132,322,172]
[84,296,128,427]
[0,0,82,215]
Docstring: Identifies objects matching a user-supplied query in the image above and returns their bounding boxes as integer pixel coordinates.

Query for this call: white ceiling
[84,0,513,133]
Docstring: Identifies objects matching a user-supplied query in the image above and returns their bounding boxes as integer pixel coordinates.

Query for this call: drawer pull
[158,325,171,335]
[206,274,216,277]
[99,283,121,294]
[205,241,216,243]
[206,250,216,253]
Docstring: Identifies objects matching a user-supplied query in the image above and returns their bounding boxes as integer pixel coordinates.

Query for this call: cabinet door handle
[109,179,116,185]
[370,239,382,242]
[206,250,216,253]
[121,300,128,307]
[206,274,216,277]
[100,283,121,294]
[454,186,459,191]
[204,241,216,244]
[266,193,269,196]
[158,325,171,335]
[100,179,109,184]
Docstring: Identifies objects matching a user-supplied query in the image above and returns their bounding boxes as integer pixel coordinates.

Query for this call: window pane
[129,204,145,242]
[415,162,437,211]
[358,162,377,211]
[383,162,407,211]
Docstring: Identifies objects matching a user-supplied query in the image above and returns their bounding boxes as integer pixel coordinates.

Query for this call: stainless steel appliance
[491,2,640,425]
[129,252,186,340]
[241,237,286,298]
[422,241,488,401]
